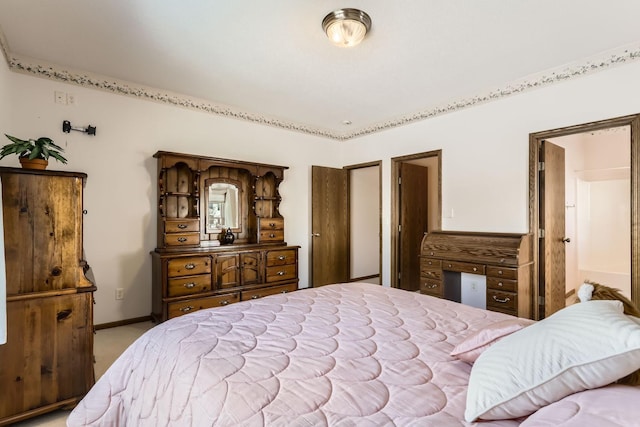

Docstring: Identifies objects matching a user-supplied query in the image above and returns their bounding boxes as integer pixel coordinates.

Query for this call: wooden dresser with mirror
[420,231,533,318]
[151,151,299,322]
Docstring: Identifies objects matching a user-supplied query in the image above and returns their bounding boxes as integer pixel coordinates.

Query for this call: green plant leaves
[1,133,68,164]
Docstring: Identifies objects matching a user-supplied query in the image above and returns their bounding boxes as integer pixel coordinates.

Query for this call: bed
[67,283,640,426]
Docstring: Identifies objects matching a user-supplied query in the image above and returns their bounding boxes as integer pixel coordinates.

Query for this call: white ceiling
[1,1,640,140]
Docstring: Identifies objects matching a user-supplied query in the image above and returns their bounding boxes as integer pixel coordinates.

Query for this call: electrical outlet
[67,93,76,105]
[115,288,124,300]
[54,91,67,105]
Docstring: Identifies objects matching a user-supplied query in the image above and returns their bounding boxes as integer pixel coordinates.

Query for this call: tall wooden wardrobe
[0,167,95,425]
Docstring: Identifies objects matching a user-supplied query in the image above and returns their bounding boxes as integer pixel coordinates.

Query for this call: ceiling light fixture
[322,8,371,48]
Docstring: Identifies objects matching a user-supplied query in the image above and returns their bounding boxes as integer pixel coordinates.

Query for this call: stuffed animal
[577,281,640,317]
[577,281,640,385]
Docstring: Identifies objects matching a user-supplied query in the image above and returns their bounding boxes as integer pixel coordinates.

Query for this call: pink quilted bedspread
[68,283,521,426]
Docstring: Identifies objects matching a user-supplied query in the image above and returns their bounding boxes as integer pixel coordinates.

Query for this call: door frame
[391,150,442,288]
[529,113,640,313]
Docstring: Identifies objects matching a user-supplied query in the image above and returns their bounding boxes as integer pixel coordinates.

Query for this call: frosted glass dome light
[322,9,371,48]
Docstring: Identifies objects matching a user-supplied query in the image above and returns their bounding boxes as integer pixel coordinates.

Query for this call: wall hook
[62,120,96,136]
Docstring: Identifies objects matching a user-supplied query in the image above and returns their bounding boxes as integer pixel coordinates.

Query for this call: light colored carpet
[11,321,155,426]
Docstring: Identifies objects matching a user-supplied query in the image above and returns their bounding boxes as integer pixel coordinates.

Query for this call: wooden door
[399,163,429,291]
[311,166,349,287]
[539,140,566,318]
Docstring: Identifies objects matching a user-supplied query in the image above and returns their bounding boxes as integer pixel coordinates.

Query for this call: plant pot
[19,157,48,170]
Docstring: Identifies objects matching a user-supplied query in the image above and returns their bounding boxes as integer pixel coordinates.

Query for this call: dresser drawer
[266,264,297,282]
[486,276,517,293]
[259,217,284,230]
[168,256,212,277]
[167,293,240,318]
[442,261,485,275]
[259,229,284,242]
[168,274,212,297]
[266,249,296,266]
[165,219,199,233]
[420,278,443,297]
[486,266,518,280]
[164,232,200,247]
[242,283,297,301]
[487,290,517,311]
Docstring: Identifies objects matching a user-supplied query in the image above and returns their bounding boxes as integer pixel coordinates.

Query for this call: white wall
[1,71,338,324]
[342,60,640,286]
[350,166,380,281]
[5,59,640,323]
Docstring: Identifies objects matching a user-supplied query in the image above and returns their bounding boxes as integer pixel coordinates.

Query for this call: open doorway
[391,150,442,289]
[550,128,631,299]
[311,162,381,287]
[529,114,640,319]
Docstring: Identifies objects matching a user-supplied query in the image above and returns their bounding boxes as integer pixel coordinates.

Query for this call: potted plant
[0,134,68,170]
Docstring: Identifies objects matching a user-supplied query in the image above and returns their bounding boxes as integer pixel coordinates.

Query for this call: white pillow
[520,385,640,427]
[465,300,640,422]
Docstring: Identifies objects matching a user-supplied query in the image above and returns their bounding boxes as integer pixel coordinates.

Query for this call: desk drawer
[442,261,485,275]
[486,266,518,280]
[486,277,517,293]
[421,268,441,280]
[420,278,443,297]
[168,293,240,318]
[487,290,517,311]
[421,258,442,269]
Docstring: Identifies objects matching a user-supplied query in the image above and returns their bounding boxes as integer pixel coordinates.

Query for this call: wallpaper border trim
[4,45,640,141]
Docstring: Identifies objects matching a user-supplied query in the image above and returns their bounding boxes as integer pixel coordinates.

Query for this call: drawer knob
[278,255,286,260]
[497,282,503,287]
[269,233,276,238]
[220,300,229,306]
[180,306,195,313]
[498,270,503,275]
[185,263,196,270]
[251,295,260,299]
[177,237,187,242]
[492,296,511,304]
[277,271,285,276]
[177,224,188,229]
[183,282,196,289]
[447,264,452,268]
[269,222,276,227]
[472,267,477,272]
